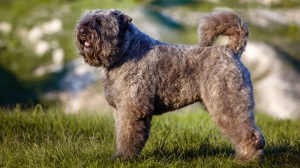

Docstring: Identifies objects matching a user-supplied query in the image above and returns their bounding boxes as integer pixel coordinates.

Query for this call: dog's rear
[197,11,265,163]
[198,11,248,58]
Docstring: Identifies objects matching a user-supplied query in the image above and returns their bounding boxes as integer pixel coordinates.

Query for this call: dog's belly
[154,80,201,114]
[154,97,200,115]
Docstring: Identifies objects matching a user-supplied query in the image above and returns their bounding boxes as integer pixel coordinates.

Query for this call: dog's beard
[76,28,103,67]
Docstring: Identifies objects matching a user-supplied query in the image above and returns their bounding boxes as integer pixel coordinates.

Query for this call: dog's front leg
[111,107,152,161]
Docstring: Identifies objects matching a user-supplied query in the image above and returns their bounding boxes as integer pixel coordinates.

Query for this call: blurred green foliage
[0,0,138,107]
[0,0,299,108]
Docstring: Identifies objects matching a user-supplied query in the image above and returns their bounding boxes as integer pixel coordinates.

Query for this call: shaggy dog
[75,9,265,163]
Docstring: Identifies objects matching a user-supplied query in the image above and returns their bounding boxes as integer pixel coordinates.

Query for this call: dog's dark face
[75,9,132,67]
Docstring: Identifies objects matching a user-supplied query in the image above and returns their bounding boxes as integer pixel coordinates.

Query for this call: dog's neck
[124,24,162,57]
[105,24,162,70]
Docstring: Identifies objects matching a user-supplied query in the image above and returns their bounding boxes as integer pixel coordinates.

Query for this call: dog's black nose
[80,28,87,35]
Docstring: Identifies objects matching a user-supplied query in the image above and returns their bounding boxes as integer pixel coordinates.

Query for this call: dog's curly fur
[75,9,265,163]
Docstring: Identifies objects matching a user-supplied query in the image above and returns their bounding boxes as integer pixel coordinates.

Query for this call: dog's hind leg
[203,85,265,163]
[111,107,152,161]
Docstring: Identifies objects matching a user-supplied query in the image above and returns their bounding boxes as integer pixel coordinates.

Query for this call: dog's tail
[198,11,248,57]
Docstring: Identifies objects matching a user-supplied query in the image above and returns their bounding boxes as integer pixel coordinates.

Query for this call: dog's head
[75,9,132,67]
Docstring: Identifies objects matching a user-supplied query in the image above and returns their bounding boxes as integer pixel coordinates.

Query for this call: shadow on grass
[145,137,235,162]
[263,141,300,166]
[154,145,234,162]
[143,138,300,166]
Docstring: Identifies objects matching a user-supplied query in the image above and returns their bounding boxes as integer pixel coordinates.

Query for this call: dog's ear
[120,13,132,24]
[112,10,132,27]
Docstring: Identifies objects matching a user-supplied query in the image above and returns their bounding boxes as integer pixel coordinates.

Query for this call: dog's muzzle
[78,28,91,48]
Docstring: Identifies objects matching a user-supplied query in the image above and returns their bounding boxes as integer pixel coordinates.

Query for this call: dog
[75,9,265,163]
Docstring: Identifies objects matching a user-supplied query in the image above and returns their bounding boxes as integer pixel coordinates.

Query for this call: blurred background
[0,0,299,119]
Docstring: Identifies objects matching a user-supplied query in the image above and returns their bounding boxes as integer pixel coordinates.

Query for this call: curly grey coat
[75,9,265,163]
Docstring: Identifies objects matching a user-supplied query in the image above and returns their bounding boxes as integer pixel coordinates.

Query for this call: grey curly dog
[75,9,265,163]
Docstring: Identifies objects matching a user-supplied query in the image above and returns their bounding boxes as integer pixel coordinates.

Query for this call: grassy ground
[1,107,300,167]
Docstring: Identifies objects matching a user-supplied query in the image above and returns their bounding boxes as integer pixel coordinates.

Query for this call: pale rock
[0,22,12,33]
[243,42,300,119]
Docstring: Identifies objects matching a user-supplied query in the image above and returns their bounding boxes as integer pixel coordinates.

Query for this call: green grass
[1,107,300,167]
